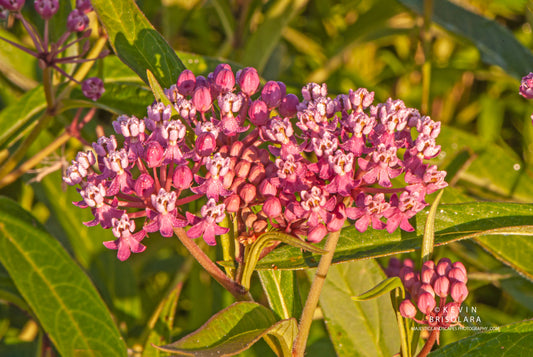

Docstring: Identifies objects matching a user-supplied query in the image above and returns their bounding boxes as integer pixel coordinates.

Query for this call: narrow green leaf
[0,197,127,357]
[0,86,46,150]
[91,0,186,88]
[258,270,302,319]
[242,0,309,72]
[254,202,533,270]
[240,231,327,289]
[398,0,533,79]
[421,189,444,262]
[316,260,400,356]
[147,69,173,106]
[154,301,279,356]
[428,320,533,356]
[143,284,183,357]
[352,277,405,302]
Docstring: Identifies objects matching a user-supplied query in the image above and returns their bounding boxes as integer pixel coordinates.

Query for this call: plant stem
[416,329,438,357]
[173,227,252,301]
[292,230,340,357]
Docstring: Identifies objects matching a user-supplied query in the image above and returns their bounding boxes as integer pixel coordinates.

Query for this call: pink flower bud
[177,69,196,96]
[214,68,235,93]
[385,257,402,277]
[450,282,468,303]
[34,0,58,19]
[134,173,155,198]
[248,100,269,126]
[0,0,25,11]
[235,160,251,178]
[248,164,266,185]
[399,299,417,319]
[263,196,282,218]
[67,9,89,32]
[224,194,241,213]
[82,77,105,101]
[452,261,467,276]
[144,141,164,168]
[196,132,217,157]
[520,73,533,99]
[444,302,460,323]
[417,292,436,315]
[253,219,268,233]
[436,257,452,276]
[421,267,436,285]
[192,86,212,113]
[237,67,260,96]
[403,258,415,269]
[434,276,450,298]
[308,224,327,242]
[76,0,92,13]
[279,94,299,117]
[239,183,256,204]
[419,283,435,298]
[258,179,277,196]
[261,81,282,108]
[448,267,468,283]
[172,165,193,190]
[402,271,418,291]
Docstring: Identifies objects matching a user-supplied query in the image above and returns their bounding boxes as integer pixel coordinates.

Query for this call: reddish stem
[416,329,439,357]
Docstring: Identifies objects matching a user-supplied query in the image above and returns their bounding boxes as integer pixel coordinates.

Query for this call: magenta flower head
[520,72,533,99]
[67,8,89,32]
[82,77,105,101]
[64,64,449,261]
[0,0,25,12]
[34,0,58,19]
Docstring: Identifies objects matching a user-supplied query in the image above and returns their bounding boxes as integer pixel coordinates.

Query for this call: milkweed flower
[64,64,447,260]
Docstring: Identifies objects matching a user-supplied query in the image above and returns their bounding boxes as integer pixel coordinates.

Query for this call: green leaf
[352,277,405,302]
[143,284,183,357]
[154,301,282,356]
[0,86,46,150]
[316,259,400,357]
[476,233,533,281]
[428,320,533,356]
[421,190,444,262]
[242,0,309,72]
[397,0,533,79]
[437,126,533,201]
[0,197,127,357]
[147,69,173,106]
[0,27,38,90]
[258,270,302,319]
[91,0,186,88]
[254,201,533,270]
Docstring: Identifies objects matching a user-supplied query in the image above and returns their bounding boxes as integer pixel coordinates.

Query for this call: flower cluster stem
[173,227,251,301]
[292,230,340,357]
[416,329,438,357]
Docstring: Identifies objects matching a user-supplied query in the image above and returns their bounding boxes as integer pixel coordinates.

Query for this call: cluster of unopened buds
[64,63,447,261]
[0,0,106,100]
[387,258,469,330]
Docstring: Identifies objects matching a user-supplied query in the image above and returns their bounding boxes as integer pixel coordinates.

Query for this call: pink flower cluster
[64,64,447,261]
[387,258,469,329]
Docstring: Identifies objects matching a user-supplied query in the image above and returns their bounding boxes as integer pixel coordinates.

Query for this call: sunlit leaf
[0,197,127,357]
[91,0,186,88]
[352,277,405,301]
[254,202,533,270]
[258,270,302,319]
[154,301,284,356]
[317,259,400,356]
[428,320,533,356]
